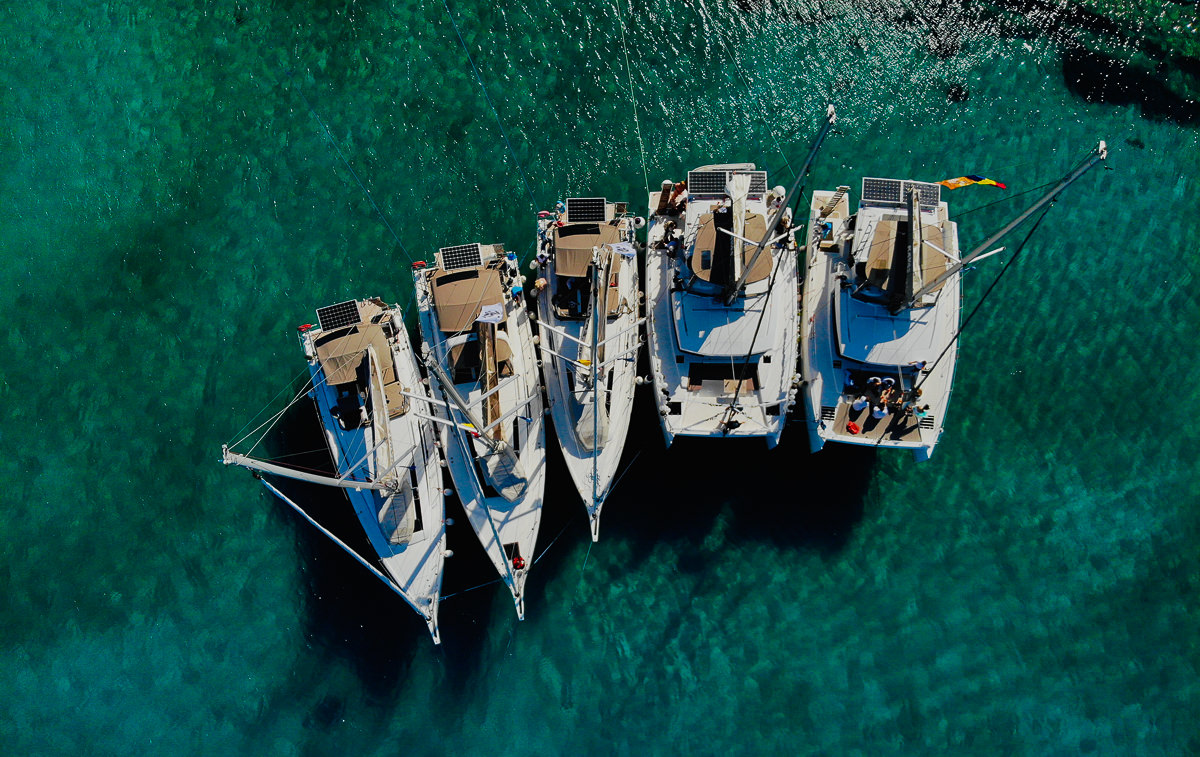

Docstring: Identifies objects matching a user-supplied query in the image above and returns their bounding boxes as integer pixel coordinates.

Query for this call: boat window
[436,270,479,287]
[408,466,424,534]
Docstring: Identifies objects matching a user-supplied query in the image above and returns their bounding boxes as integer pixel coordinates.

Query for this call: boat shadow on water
[592,384,874,561]
[257,374,873,687]
[259,397,437,697]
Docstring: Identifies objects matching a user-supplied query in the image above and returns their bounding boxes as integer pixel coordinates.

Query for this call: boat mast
[478,322,503,440]
[722,104,837,305]
[422,351,522,601]
[421,353,518,463]
[221,446,387,491]
[590,245,604,511]
[905,140,1109,308]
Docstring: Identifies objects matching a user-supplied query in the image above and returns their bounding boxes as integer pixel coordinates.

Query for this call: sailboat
[533,197,643,541]
[412,242,546,619]
[644,106,837,447]
[799,142,1109,460]
[222,297,448,643]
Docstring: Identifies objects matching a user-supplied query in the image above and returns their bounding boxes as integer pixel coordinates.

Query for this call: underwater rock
[1062,46,1199,124]
[947,83,970,102]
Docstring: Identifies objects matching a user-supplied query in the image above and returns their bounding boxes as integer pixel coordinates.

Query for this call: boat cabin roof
[690,210,770,284]
[432,266,505,332]
[554,223,622,277]
[314,321,395,386]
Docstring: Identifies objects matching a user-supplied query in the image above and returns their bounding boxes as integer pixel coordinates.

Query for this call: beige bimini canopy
[691,211,770,284]
[554,223,621,277]
[432,267,505,332]
[314,322,395,386]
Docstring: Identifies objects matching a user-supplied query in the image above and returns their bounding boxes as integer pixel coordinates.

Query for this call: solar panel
[566,197,607,223]
[687,170,769,197]
[862,177,902,204]
[905,181,941,208]
[687,171,728,195]
[439,242,483,272]
[316,300,362,332]
[862,178,941,209]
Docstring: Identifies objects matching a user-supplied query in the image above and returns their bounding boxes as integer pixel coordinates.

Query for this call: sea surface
[2,0,1197,754]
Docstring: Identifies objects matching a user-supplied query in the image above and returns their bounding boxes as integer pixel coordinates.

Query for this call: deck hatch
[316,300,362,332]
[440,243,484,272]
[919,415,936,429]
[565,197,607,223]
[821,405,837,421]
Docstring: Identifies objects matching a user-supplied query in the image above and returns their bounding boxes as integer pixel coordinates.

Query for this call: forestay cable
[441,0,540,210]
[615,0,650,204]
[289,79,416,265]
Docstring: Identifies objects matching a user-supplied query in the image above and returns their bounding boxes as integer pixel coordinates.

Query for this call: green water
[2,0,1197,753]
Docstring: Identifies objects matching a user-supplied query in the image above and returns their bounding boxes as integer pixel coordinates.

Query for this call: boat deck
[830,395,924,444]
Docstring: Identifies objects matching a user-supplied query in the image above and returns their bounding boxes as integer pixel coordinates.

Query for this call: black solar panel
[862,178,941,209]
[566,197,606,223]
[440,243,483,272]
[687,170,768,197]
[862,177,902,204]
[316,300,362,332]
[906,181,941,208]
[687,171,729,195]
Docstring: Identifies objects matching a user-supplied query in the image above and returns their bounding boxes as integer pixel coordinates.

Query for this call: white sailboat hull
[534,215,641,540]
[799,187,959,461]
[303,307,447,642]
[413,252,546,619]
[644,177,798,448]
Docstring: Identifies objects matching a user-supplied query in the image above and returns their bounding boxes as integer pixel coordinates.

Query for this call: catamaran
[644,106,837,447]
[412,242,545,619]
[533,197,642,541]
[799,142,1109,460]
[222,297,448,643]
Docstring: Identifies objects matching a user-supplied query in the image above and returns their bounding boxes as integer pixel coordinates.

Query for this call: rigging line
[242,317,380,457]
[581,538,595,573]
[257,447,335,461]
[534,519,574,564]
[615,0,651,205]
[231,372,318,452]
[913,200,1056,394]
[440,0,539,210]
[607,448,642,495]
[948,147,1095,221]
[439,576,504,601]
[226,363,315,447]
[724,43,795,182]
[949,178,1062,221]
[288,79,416,266]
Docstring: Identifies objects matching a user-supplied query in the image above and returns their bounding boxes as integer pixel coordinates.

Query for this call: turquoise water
[2,0,1198,753]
